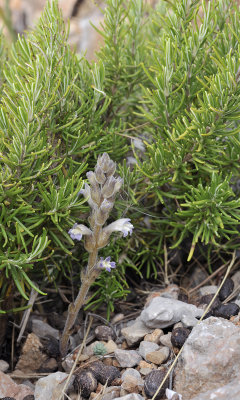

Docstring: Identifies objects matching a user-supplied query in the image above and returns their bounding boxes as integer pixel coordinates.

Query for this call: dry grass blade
[151,251,236,400]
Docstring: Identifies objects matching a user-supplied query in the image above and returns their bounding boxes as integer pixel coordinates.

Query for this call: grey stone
[34,372,74,399]
[0,360,9,373]
[122,369,142,380]
[138,341,159,360]
[101,386,121,400]
[114,349,142,368]
[121,368,144,393]
[159,332,172,348]
[121,317,153,346]
[114,394,145,400]
[31,319,59,339]
[141,297,203,329]
[198,285,218,296]
[174,317,240,400]
[190,375,240,400]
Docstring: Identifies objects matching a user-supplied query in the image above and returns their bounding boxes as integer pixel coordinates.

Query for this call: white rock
[34,371,74,399]
[166,388,182,399]
[138,341,159,360]
[121,317,153,346]
[114,349,142,368]
[122,369,142,380]
[198,285,218,296]
[141,297,203,329]
[0,360,9,372]
[174,317,240,400]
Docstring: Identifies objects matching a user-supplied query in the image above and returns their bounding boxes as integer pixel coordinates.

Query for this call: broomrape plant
[60,153,133,356]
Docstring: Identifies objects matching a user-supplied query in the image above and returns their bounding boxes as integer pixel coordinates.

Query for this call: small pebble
[198,285,218,296]
[74,370,97,398]
[114,349,142,368]
[159,333,172,349]
[144,329,164,344]
[121,370,143,394]
[219,278,234,301]
[145,346,170,365]
[138,341,159,360]
[111,313,124,324]
[173,322,183,329]
[95,325,114,341]
[171,327,191,348]
[100,386,121,400]
[144,368,169,399]
[0,360,9,372]
[211,303,239,319]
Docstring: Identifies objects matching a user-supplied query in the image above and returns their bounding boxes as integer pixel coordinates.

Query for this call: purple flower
[103,218,133,237]
[68,223,92,241]
[98,256,116,272]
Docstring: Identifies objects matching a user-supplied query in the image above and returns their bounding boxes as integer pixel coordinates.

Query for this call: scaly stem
[60,229,101,357]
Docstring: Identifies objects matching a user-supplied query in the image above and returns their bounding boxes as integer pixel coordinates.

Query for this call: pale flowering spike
[79,182,91,199]
[68,223,92,241]
[95,166,106,184]
[97,256,116,272]
[106,160,116,177]
[78,183,96,209]
[86,171,97,186]
[103,218,133,237]
[97,152,111,173]
[102,176,123,198]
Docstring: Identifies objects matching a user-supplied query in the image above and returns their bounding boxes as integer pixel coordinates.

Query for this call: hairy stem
[60,230,101,357]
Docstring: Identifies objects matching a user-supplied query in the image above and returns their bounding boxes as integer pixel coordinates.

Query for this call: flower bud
[97,152,111,173]
[102,176,123,198]
[92,200,112,226]
[95,166,106,184]
[86,171,98,186]
[79,183,96,209]
[90,185,101,206]
[106,160,116,177]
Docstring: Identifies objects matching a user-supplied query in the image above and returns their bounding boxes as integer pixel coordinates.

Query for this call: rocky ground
[0,263,240,400]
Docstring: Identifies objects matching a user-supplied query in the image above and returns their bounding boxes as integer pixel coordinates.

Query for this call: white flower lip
[103,218,133,237]
[68,223,92,241]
